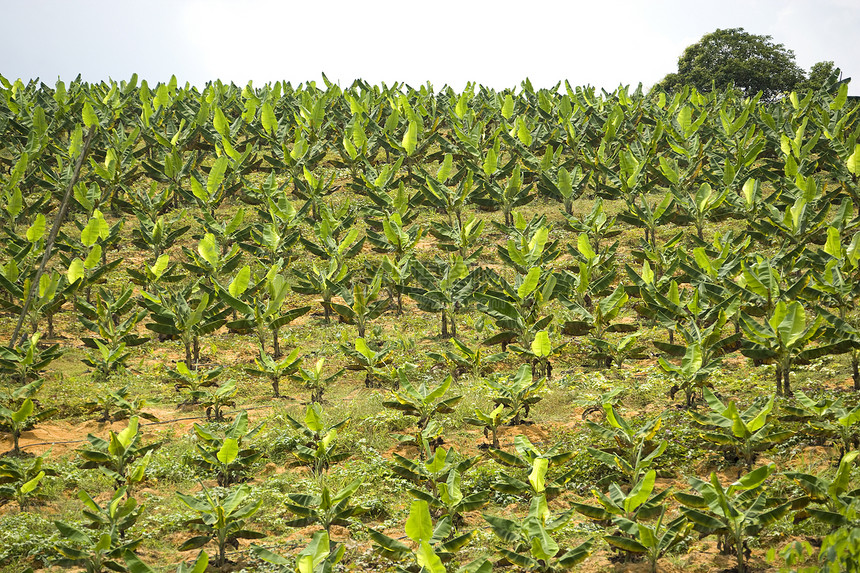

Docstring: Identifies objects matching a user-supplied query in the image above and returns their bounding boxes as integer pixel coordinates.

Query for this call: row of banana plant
[5,365,860,573]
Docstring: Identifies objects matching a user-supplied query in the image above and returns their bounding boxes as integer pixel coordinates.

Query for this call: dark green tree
[660,28,805,100]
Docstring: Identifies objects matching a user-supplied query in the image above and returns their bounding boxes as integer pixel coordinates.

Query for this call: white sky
[2,0,858,94]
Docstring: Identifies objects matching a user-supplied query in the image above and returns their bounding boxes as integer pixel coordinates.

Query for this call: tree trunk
[783,366,792,397]
[775,364,783,396]
[853,351,859,391]
[193,336,200,364]
[323,301,331,323]
[441,312,448,338]
[273,328,280,358]
[449,311,456,338]
[272,377,280,398]
[185,341,193,368]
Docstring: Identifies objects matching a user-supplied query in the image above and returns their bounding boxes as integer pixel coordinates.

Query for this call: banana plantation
[1,72,860,572]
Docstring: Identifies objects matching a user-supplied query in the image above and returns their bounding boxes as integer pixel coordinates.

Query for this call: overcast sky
[2,0,857,95]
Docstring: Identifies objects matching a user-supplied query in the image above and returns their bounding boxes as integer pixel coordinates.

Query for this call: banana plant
[0,454,56,511]
[290,357,344,404]
[189,156,231,216]
[77,416,160,489]
[408,255,477,338]
[340,337,393,388]
[488,435,575,500]
[571,469,670,525]
[76,285,148,354]
[300,212,364,272]
[191,411,265,486]
[282,478,365,538]
[427,337,507,379]
[378,253,412,316]
[617,191,675,251]
[181,232,243,286]
[428,214,485,264]
[690,388,794,467]
[292,259,353,323]
[656,311,741,408]
[783,390,860,461]
[485,364,545,425]
[59,209,123,300]
[253,531,343,573]
[166,361,222,405]
[197,378,238,422]
[0,332,62,384]
[541,164,588,215]
[219,265,311,357]
[785,450,860,524]
[244,346,302,398]
[585,404,667,484]
[242,193,305,267]
[0,396,56,456]
[484,494,593,572]
[605,491,692,573]
[330,272,390,339]
[561,284,636,367]
[83,385,157,424]
[126,253,183,289]
[77,487,142,542]
[740,300,831,396]
[284,404,350,477]
[295,166,337,222]
[366,211,424,258]
[53,492,151,573]
[590,332,649,369]
[508,329,566,379]
[670,181,731,240]
[676,465,791,573]
[382,366,462,457]
[369,499,477,571]
[495,215,561,274]
[177,483,264,567]
[464,404,511,449]
[477,266,556,350]
[141,286,229,367]
[480,163,534,226]
[563,197,621,254]
[421,162,481,229]
[130,211,190,259]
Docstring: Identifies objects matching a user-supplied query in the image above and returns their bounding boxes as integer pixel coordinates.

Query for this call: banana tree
[427,337,507,379]
[292,259,353,323]
[563,197,621,255]
[585,404,667,484]
[330,272,390,338]
[676,465,790,573]
[219,266,311,357]
[485,364,545,425]
[690,388,794,467]
[484,495,593,572]
[561,284,637,367]
[740,300,832,396]
[408,256,477,338]
[340,337,393,388]
[369,499,478,571]
[141,286,229,367]
[0,397,56,456]
[0,332,62,384]
[290,357,344,404]
[283,478,365,539]
[488,435,575,500]
[382,366,462,457]
[477,266,556,350]
[244,347,302,398]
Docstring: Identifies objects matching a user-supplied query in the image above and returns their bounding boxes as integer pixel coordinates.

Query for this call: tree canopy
[659,28,806,100]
